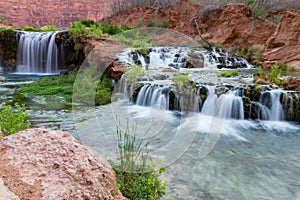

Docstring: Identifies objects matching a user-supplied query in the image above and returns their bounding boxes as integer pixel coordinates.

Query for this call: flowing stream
[0,44,299,199]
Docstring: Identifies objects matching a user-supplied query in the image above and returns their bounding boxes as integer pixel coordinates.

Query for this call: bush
[147,20,169,28]
[22,25,58,32]
[39,25,58,32]
[110,126,166,200]
[173,74,190,90]
[124,66,145,83]
[253,63,294,87]
[0,103,31,136]
[23,25,37,31]
[72,68,113,106]
[68,19,130,39]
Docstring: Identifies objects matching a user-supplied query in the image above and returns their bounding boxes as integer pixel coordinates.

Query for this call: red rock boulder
[0,128,125,200]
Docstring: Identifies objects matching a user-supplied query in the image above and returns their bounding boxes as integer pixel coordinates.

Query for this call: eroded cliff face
[262,10,300,68]
[0,0,112,28]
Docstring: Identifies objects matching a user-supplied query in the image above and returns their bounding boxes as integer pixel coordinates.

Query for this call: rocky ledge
[0,128,125,200]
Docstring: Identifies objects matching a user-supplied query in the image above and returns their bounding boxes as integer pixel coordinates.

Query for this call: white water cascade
[258,90,285,121]
[201,86,244,119]
[16,31,64,73]
[136,85,169,110]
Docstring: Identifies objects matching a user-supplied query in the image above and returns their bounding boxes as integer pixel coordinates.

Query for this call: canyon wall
[0,0,112,28]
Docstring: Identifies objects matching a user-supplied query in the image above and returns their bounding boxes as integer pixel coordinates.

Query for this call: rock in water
[0,128,126,200]
[0,76,6,82]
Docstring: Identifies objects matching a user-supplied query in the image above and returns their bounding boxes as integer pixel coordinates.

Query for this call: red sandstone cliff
[0,0,112,28]
[262,10,300,67]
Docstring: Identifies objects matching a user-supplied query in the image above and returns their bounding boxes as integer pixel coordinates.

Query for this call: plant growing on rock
[22,25,58,32]
[0,103,30,136]
[124,66,145,83]
[110,125,166,200]
[68,19,129,40]
[254,63,290,87]
[173,74,190,90]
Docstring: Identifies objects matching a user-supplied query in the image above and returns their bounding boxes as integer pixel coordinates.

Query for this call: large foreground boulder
[0,128,125,200]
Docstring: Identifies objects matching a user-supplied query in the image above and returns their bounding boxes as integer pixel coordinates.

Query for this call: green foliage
[124,66,145,83]
[0,16,7,22]
[0,27,5,32]
[254,63,293,87]
[72,68,113,106]
[218,69,239,77]
[111,126,166,200]
[173,74,190,90]
[23,25,58,32]
[68,19,130,39]
[18,73,112,108]
[269,14,282,24]
[0,103,30,136]
[112,30,153,48]
[147,20,169,28]
[244,0,255,5]
[235,46,263,62]
[68,21,102,39]
[23,25,37,31]
[18,75,75,103]
[252,5,268,18]
[39,25,58,32]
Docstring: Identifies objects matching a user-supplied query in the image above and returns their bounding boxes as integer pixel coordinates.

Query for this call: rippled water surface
[1,74,299,200]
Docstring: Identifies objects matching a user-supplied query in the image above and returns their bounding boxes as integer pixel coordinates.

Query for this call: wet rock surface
[0,128,125,200]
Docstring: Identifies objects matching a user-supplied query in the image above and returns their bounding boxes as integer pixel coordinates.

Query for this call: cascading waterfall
[201,87,244,119]
[258,90,285,121]
[16,31,65,73]
[135,85,169,110]
[120,47,256,70]
[116,78,294,121]
[114,47,300,122]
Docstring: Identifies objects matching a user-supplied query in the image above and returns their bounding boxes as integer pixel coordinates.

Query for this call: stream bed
[1,70,300,200]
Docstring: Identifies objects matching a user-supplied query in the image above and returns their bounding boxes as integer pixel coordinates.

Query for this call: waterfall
[135,85,169,110]
[16,31,65,74]
[201,87,244,119]
[259,90,284,121]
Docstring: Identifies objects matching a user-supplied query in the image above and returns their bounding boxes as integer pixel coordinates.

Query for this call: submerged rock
[0,128,125,200]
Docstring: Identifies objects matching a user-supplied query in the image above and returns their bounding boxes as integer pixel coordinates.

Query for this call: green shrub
[23,25,37,31]
[110,126,166,200]
[0,103,30,136]
[0,16,7,22]
[80,19,96,27]
[218,69,239,77]
[72,68,113,106]
[173,74,190,90]
[112,30,153,48]
[147,20,169,28]
[68,19,130,39]
[39,25,58,32]
[124,66,145,83]
[254,64,291,87]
